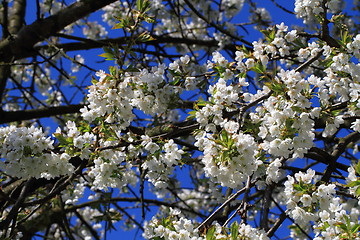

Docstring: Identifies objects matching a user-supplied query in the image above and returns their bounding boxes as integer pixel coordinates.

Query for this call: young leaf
[206,226,216,240]
[230,221,239,239]
[99,52,115,60]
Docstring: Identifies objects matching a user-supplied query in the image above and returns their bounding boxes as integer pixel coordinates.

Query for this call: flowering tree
[1,0,360,239]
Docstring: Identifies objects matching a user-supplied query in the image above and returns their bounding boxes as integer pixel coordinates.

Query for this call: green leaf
[197,99,209,107]
[267,81,286,94]
[206,226,216,240]
[261,28,276,42]
[346,180,360,188]
[112,17,133,29]
[323,221,330,229]
[169,78,181,86]
[269,29,276,41]
[237,72,247,78]
[291,106,304,113]
[293,183,305,192]
[340,30,352,46]
[230,221,239,240]
[285,118,294,130]
[144,15,155,23]
[98,52,115,60]
[78,123,91,133]
[23,146,32,156]
[186,110,196,120]
[355,162,360,175]
[252,63,265,74]
[112,21,125,29]
[137,0,151,12]
[323,59,334,68]
[351,224,360,233]
[260,29,269,37]
[355,186,360,197]
[91,76,98,85]
[136,0,143,11]
[220,130,229,143]
[337,222,348,231]
[54,133,70,146]
[137,32,155,42]
[103,46,114,54]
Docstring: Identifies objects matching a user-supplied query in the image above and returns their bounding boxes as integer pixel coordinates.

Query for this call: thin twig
[196,180,256,231]
[222,176,252,227]
[24,161,85,206]
[74,210,100,240]
[295,49,324,72]
[183,0,252,47]
[113,203,145,231]
[0,178,34,231]
[269,0,295,14]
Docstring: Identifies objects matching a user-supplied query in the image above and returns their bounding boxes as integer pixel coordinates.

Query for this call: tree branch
[0,104,84,124]
[196,180,256,232]
[8,0,26,35]
[321,131,360,182]
[0,0,117,100]
[183,0,252,47]
[32,35,237,59]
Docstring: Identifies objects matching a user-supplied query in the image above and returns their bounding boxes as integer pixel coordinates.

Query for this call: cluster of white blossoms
[55,121,138,191]
[0,125,74,179]
[284,169,320,225]
[81,65,182,129]
[142,139,184,195]
[143,214,202,240]
[192,51,264,188]
[143,209,269,240]
[295,0,343,25]
[249,73,317,159]
[80,69,135,128]
[88,148,137,191]
[195,81,242,127]
[265,157,285,184]
[256,100,315,158]
[346,165,359,197]
[56,121,96,159]
[347,34,360,59]
[283,169,360,239]
[195,51,248,128]
[313,197,360,240]
[195,129,261,189]
[251,22,297,65]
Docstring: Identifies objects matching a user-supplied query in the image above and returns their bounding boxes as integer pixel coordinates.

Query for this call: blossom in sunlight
[0,126,74,179]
